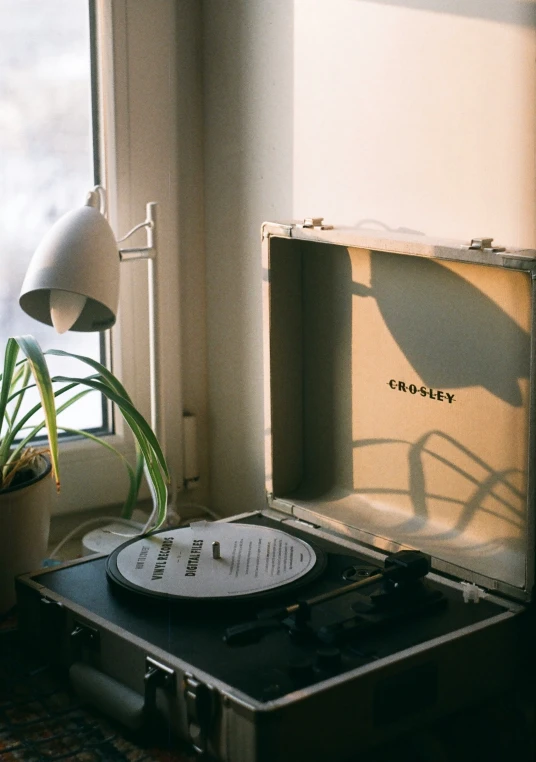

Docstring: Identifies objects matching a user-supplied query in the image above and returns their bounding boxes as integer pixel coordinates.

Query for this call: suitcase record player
[16,221,535,762]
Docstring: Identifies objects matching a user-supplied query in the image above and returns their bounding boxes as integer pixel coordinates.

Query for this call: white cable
[117,218,151,243]
[165,503,220,528]
[180,503,220,520]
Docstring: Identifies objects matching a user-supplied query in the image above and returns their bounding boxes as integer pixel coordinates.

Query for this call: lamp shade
[19,197,120,332]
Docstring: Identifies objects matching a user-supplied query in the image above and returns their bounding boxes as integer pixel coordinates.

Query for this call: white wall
[201,0,536,516]
[175,2,210,508]
[203,1,294,514]
[293,0,536,246]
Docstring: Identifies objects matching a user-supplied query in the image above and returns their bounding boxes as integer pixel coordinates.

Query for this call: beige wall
[202,1,294,514]
[293,1,536,245]
[175,2,210,508]
[196,0,536,516]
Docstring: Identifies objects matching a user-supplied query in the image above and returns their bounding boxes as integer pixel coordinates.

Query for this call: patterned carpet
[0,622,193,762]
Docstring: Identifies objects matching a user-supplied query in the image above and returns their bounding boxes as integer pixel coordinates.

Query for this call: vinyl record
[106,521,326,602]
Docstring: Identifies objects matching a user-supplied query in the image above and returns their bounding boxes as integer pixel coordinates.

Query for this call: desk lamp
[19,187,165,552]
[20,187,160,435]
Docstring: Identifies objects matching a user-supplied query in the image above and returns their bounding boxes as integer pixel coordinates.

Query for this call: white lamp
[20,187,163,554]
[20,190,119,333]
[19,187,160,437]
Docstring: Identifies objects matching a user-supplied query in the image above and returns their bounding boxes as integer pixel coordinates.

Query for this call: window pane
[0,0,104,432]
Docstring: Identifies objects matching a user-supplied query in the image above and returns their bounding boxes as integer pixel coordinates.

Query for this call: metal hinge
[40,595,64,611]
[184,673,215,754]
[466,237,505,253]
[281,515,321,529]
[298,217,333,230]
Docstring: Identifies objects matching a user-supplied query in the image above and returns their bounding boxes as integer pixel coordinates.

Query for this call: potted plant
[0,335,169,615]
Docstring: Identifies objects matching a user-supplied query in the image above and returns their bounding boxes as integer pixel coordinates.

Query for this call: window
[0,0,104,432]
[1,0,182,513]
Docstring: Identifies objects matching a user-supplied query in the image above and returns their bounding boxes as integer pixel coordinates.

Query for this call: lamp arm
[119,247,155,260]
[116,203,161,454]
[117,201,173,523]
[118,202,157,260]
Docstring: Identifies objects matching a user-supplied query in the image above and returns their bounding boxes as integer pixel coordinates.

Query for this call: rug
[0,626,194,762]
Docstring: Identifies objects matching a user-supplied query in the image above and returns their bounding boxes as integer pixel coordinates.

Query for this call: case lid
[262,222,536,602]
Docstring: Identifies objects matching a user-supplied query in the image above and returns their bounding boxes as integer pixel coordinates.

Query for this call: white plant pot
[0,455,52,615]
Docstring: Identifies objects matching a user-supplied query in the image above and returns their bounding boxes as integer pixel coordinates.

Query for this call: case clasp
[145,656,176,725]
[460,581,486,603]
[184,673,215,754]
[71,621,100,657]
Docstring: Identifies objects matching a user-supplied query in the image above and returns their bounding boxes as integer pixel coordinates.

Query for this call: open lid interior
[265,234,535,600]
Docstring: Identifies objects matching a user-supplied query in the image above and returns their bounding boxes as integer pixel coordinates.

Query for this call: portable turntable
[16,222,535,762]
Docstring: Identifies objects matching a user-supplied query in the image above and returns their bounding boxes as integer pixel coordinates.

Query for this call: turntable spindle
[212,541,221,560]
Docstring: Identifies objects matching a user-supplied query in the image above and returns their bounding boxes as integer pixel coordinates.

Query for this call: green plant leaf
[7,363,31,433]
[47,350,168,523]
[5,380,82,452]
[47,349,133,401]
[52,375,167,474]
[1,337,169,529]
[0,340,20,454]
[130,447,145,521]
[7,387,92,466]
[59,426,139,517]
[12,336,60,489]
[53,374,169,527]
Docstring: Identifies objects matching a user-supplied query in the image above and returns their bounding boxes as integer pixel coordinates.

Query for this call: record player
[16,221,536,761]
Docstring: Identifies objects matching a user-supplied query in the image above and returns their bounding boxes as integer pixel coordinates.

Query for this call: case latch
[467,237,505,253]
[145,656,175,702]
[460,581,486,603]
[184,673,215,754]
[71,621,100,658]
[38,596,66,660]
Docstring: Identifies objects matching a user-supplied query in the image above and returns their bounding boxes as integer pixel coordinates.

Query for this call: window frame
[53,0,183,514]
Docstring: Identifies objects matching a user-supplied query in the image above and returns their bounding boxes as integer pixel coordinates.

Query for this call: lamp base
[82,521,144,556]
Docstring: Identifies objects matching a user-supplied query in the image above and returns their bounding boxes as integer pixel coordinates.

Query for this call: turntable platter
[106,522,325,601]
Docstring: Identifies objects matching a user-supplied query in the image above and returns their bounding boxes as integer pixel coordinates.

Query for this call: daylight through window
[0,0,105,433]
